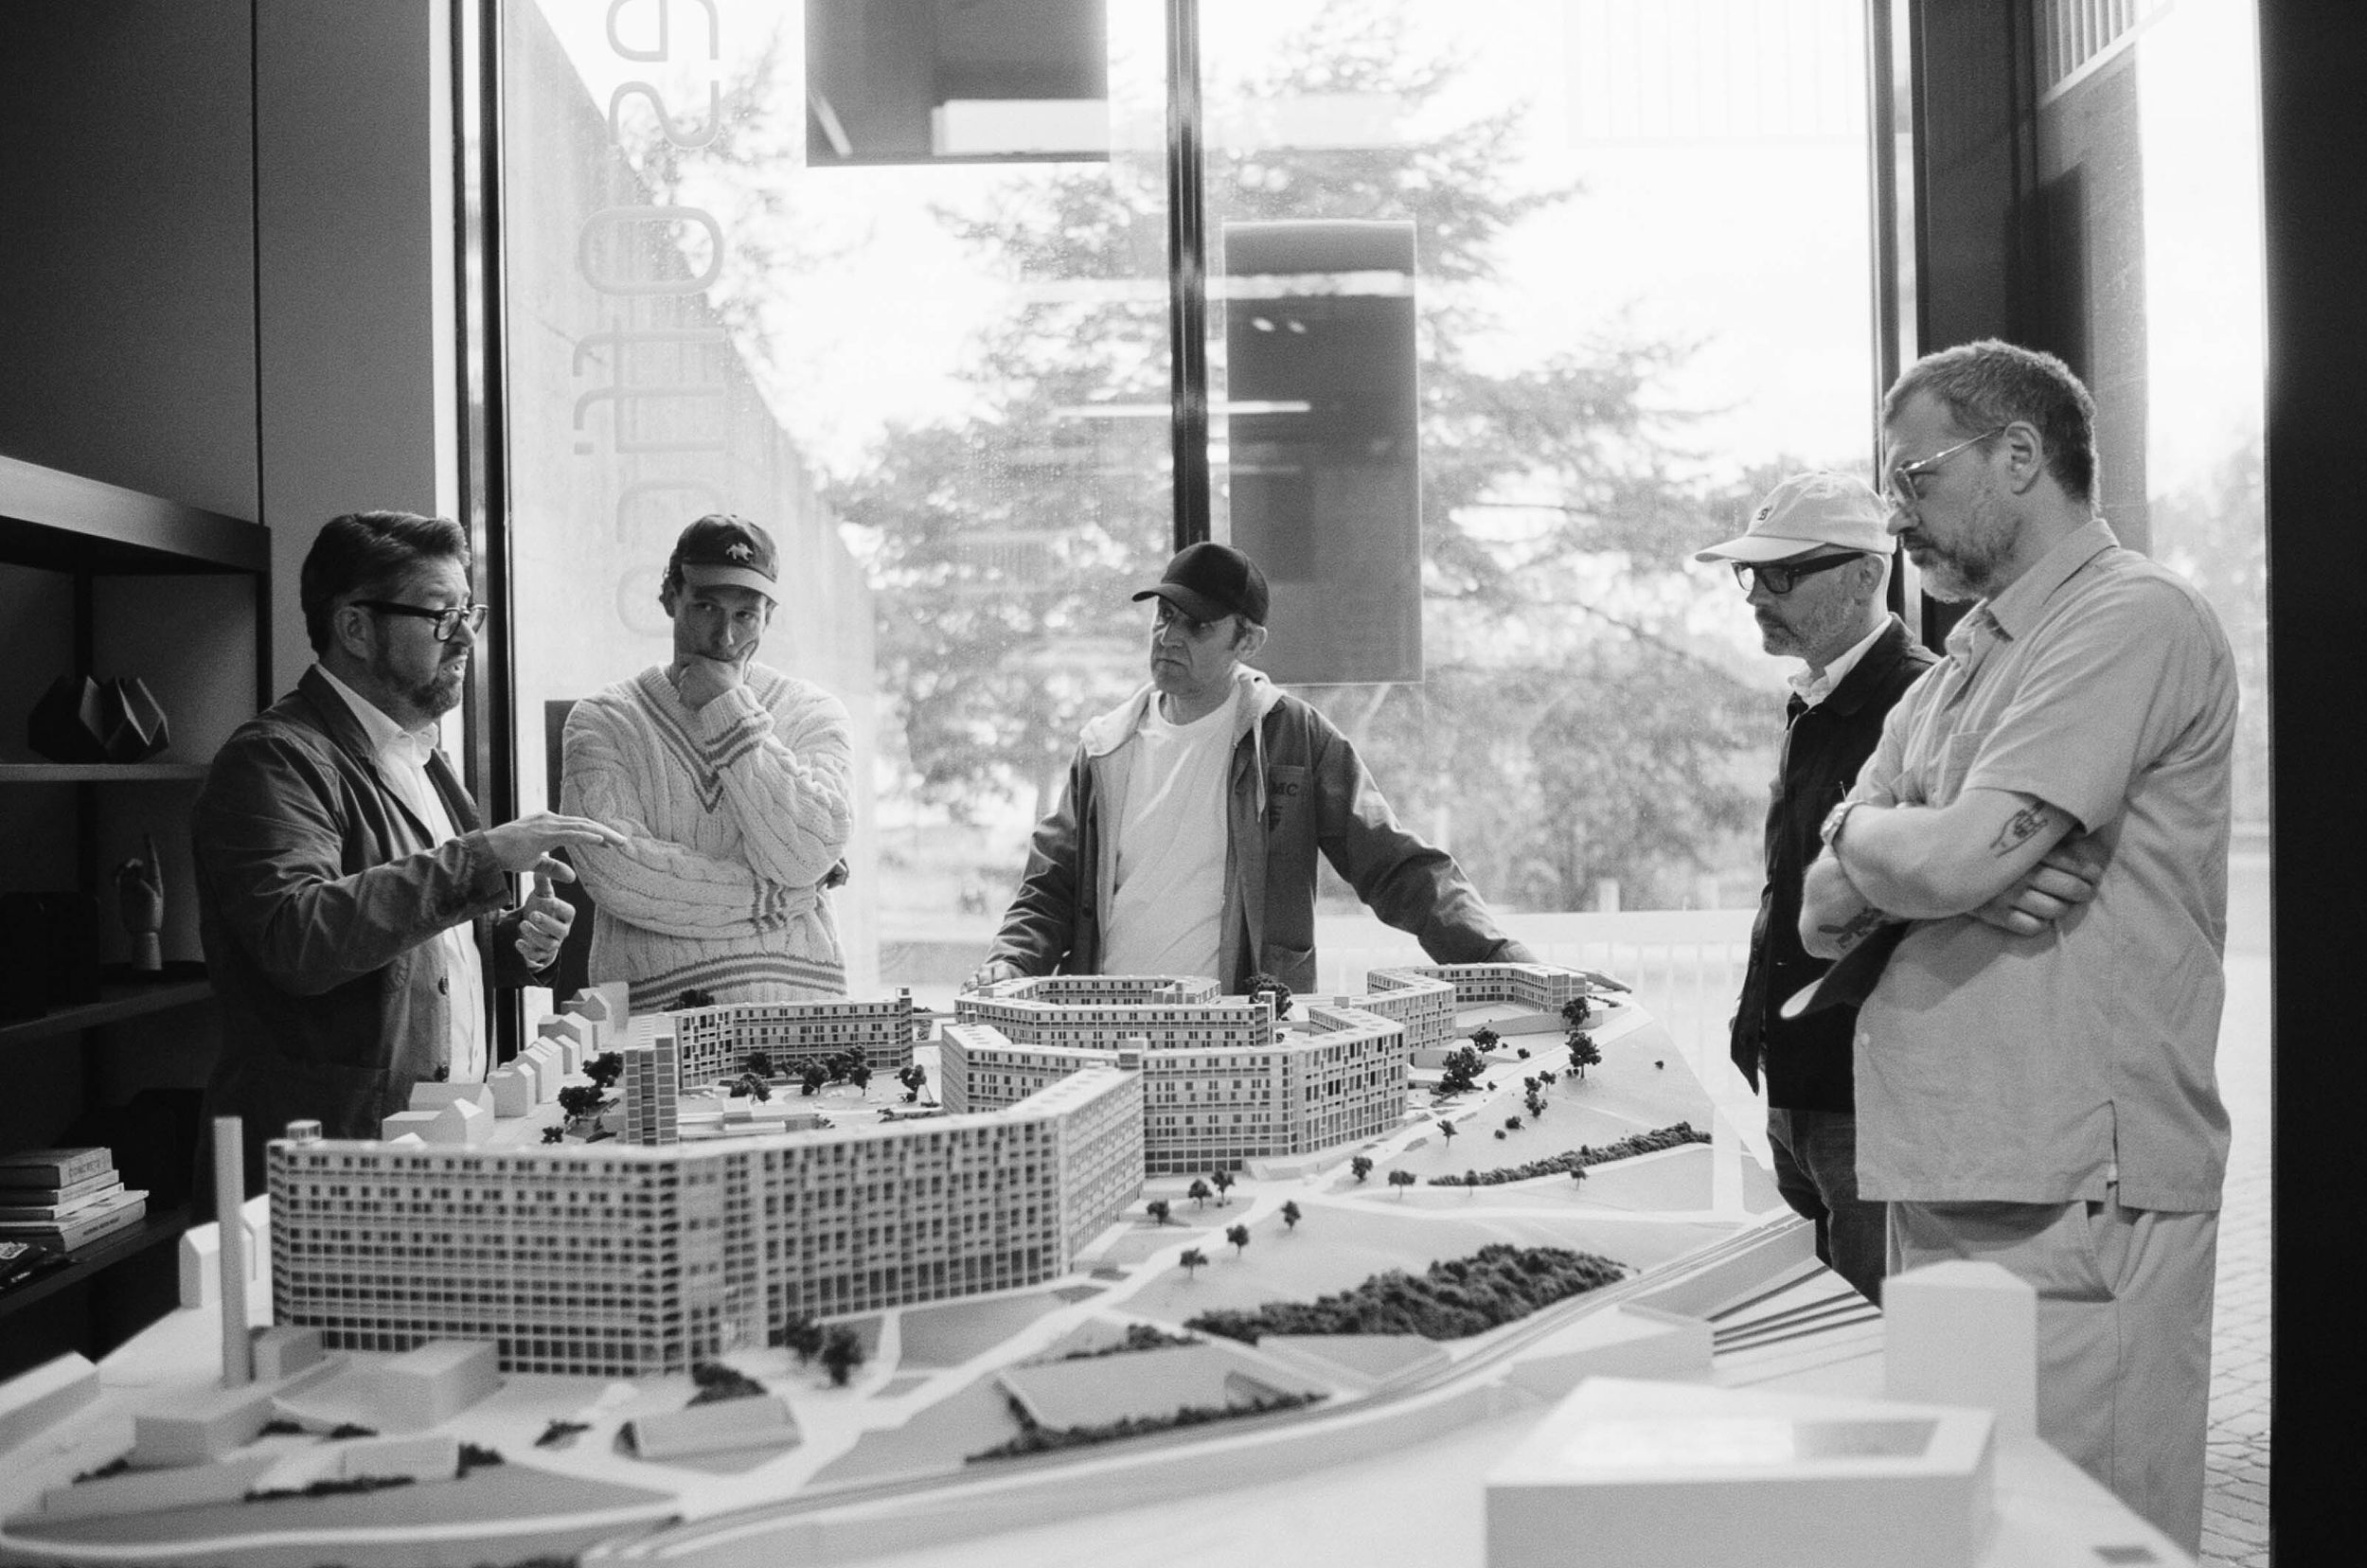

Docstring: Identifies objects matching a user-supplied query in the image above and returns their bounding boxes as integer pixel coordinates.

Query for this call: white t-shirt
[1100,690,1237,982]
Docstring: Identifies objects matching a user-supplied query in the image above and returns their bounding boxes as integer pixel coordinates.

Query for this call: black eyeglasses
[1732,554,1863,596]
[353,600,489,643]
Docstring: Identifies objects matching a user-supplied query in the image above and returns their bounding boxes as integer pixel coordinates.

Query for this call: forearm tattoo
[1815,904,1893,952]
[1990,802,2052,856]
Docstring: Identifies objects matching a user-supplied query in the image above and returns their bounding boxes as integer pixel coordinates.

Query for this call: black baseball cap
[1130,542,1270,626]
[669,513,778,603]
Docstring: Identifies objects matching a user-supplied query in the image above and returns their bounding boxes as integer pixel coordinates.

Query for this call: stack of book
[0,1147,146,1253]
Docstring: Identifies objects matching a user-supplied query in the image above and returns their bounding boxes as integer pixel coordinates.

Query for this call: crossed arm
[1800,786,2105,959]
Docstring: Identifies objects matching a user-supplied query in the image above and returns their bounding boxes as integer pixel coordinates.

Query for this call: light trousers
[1889,1193,2218,1555]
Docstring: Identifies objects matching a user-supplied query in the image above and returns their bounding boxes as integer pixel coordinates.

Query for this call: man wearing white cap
[562,514,854,1007]
[1696,472,1934,1303]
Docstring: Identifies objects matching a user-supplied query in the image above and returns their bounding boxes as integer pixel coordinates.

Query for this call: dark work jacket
[193,668,538,1188]
[1731,617,1937,1111]
[988,667,1529,994]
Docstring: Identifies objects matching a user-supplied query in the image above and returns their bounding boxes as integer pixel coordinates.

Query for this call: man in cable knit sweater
[561,515,854,1008]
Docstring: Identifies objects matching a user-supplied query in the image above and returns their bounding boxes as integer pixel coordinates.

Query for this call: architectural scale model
[269,1059,1143,1376]
[667,990,918,1082]
[941,964,1597,1174]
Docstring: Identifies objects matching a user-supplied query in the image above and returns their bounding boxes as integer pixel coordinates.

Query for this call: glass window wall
[500,0,1877,1007]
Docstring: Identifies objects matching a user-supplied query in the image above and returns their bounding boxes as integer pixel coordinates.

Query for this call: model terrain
[0,965,1802,1567]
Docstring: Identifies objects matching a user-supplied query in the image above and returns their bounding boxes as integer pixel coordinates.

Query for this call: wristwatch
[1820,799,1862,853]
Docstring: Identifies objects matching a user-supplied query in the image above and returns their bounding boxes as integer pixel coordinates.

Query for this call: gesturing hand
[515,873,573,971]
[964,958,1024,992]
[483,811,628,882]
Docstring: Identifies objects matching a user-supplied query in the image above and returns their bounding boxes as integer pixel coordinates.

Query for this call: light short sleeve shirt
[314,666,489,1084]
[1100,690,1237,982]
[1846,520,2236,1211]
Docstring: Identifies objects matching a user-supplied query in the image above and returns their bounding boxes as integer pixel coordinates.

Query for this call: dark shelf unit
[1,977,215,1053]
[0,1205,193,1325]
[1,455,266,1376]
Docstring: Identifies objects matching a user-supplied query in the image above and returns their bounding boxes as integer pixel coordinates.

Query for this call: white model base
[1883,1258,2038,1439]
[1486,1377,1994,1568]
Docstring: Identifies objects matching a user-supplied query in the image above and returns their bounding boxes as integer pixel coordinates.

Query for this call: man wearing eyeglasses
[969,542,1536,997]
[1696,472,1936,1305]
[1799,341,2235,1551]
[561,515,854,1008]
[194,511,627,1188]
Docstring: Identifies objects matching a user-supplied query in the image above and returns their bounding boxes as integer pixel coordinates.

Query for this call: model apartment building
[268,1064,1144,1377]
[938,965,1581,1174]
[667,990,918,1083]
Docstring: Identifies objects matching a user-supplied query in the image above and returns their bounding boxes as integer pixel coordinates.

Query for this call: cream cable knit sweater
[561,663,853,1009]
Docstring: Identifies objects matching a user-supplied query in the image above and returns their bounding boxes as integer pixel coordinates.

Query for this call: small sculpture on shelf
[113,834,165,973]
[27,674,171,763]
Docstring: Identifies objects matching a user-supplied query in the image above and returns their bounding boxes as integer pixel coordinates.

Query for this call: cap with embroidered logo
[1693,472,1893,564]
[669,513,778,602]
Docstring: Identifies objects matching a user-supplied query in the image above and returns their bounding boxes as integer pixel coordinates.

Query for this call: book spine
[0,1200,146,1252]
[0,1149,114,1186]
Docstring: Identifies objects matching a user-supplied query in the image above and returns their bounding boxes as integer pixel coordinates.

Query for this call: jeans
[1765,1105,1886,1304]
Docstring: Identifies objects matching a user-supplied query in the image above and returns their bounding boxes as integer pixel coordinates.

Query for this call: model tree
[1211,1170,1235,1205]
[1187,1178,1213,1210]
[1437,1045,1486,1097]
[1247,971,1294,1020]
[743,1049,774,1078]
[540,1124,564,1144]
[556,1084,605,1122]
[1439,1118,1458,1146]
[1468,1025,1501,1052]
[1281,1200,1302,1231]
[584,1051,624,1090]
[820,1326,866,1387]
[1388,1169,1416,1200]
[1567,1030,1602,1080]
[1147,1198,1172,1226]
[1226,1223,1251,1257]
[731,1071,772,1102]
[800,1062,828,1097]
[776,1312,827,1363]
[898,1063,929,1102]
[1179,1247,1208,1280]
[1350,1155,1374,1184]
[1561,996,1594,1029]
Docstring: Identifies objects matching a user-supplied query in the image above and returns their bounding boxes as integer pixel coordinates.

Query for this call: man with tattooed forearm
[1798,341,2237,1556]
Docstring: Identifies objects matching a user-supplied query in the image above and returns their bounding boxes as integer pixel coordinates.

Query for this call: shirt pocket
[1930,724,1993,805]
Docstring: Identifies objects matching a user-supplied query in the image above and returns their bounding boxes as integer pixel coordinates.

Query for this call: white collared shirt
[314,665,488,1084]
[1788,619,1891,709]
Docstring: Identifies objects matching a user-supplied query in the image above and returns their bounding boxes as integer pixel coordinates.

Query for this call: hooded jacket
[193,667,542,1187]
[988,666,1529,993]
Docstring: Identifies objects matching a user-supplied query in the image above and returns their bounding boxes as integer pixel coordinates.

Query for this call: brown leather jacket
[193,668,535,1186]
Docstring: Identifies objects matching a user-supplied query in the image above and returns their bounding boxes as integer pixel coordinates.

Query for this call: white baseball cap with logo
[1693,471,1893,564]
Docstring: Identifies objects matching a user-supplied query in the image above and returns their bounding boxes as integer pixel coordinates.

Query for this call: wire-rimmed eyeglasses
[1885,425,2008,511]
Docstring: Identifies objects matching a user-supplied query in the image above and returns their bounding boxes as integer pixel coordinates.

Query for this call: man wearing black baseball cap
[561,514,855,1007]
[970,542,1534,994]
